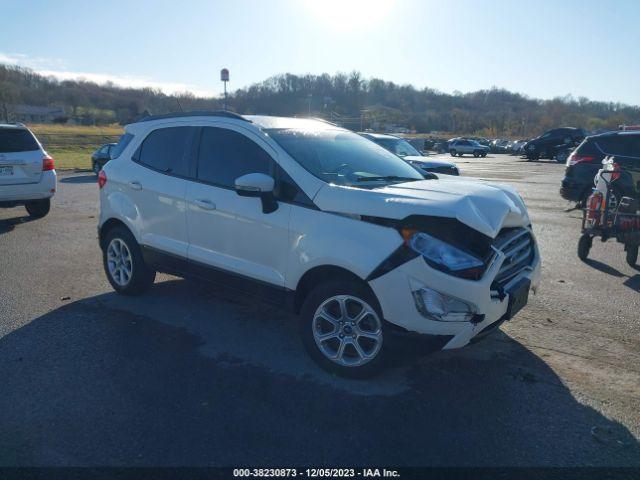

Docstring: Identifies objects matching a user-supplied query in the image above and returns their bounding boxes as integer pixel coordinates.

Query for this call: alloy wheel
[312,295,383,367]
[106,238,133,286]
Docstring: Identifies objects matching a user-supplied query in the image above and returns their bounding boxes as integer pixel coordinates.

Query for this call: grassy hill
[29,124,123,170]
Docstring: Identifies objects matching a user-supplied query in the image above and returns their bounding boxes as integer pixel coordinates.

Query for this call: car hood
[314,176,529,238]
[403,156,457,168]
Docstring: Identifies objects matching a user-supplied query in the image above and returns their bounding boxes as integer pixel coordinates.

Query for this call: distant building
[10,105,66,123]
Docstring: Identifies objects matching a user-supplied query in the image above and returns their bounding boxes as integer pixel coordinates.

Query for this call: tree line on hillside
[1,64,638,137]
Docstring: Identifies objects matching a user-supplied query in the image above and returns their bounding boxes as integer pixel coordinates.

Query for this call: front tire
[626,244,638,267]
[25,198,50,218]
[299,280,387,378]
[103,226,156,295]
[578,233,592,261]
[449,149,457,157]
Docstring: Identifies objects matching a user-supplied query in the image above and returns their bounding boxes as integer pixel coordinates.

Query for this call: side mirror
[234,173,278,214]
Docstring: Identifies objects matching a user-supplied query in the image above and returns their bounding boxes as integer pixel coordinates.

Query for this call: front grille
[491,228,534,289]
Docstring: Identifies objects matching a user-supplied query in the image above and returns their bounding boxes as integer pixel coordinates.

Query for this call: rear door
[126,126,195,258]
[0,128,44,186]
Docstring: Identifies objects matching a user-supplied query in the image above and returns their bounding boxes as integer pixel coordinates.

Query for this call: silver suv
[449,139,489,158]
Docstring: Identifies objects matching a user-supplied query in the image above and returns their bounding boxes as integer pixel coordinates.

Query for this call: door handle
[128,181,142,191]
[194,199,216,210]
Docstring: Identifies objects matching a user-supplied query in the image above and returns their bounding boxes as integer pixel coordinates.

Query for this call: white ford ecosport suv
[0,124,56,218]
[98,112,540,377]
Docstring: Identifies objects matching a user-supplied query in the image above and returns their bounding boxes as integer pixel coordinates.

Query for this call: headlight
[407,231,484,278]
[412,286,476,322]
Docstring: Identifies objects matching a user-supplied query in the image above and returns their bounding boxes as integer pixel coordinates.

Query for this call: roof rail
[135,110,250,123]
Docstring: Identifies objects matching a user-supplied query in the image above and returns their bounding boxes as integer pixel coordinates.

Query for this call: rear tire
[578,233,592,261]
[299,280,387,378]
[25,198,50,218]
[626,244,638,267]
[102,226,156,295]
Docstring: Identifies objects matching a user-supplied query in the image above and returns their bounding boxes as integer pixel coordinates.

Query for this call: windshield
[374,138,422,157]
[267,128,424,187]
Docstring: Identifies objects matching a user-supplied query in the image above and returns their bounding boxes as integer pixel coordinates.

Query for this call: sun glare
[302,0,396,30]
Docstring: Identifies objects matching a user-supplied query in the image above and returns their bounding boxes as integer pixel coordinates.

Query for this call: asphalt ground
[0,154,638,467]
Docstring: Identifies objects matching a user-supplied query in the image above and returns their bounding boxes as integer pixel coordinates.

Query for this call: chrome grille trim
[491,227,535,289]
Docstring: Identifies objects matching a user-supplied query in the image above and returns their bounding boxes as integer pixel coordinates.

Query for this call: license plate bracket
[504,278,530,320]
[0,166,14,176]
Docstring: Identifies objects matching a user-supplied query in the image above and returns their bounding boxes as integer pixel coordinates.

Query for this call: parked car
[560,130,640,205]
[491,139,510,154]
[92,142,117,174]
[98,112,540,377]
[0,123,56,218]
[524,127,586,161]
[360,133,459,175]
[449,139,490,157]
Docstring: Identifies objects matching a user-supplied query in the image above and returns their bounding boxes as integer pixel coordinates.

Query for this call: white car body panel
[186,181,292,287]
[0,170,56,202]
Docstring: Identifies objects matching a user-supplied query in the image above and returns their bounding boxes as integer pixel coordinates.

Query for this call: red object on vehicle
[586,191,603,226]
[42,154,55,171]
[611,162,621,182]
[567,152,595,166]
[98,170,107,189]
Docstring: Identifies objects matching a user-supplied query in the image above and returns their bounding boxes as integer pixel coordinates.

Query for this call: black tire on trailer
[577,233,592,261]
[626,244,638,267]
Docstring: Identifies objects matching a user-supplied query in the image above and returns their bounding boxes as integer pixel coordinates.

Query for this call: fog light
[412,287,476,322]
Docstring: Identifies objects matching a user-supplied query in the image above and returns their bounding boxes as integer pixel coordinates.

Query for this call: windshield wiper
[355,175,422,183]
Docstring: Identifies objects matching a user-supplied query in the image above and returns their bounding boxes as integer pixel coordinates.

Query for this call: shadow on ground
[1,279,638,467]
[59,174,97,184]
[0,214,35,236]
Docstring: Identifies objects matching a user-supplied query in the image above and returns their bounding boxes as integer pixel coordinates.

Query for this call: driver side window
[196,127,273,188]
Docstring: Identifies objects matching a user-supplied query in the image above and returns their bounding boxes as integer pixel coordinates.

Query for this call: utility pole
[220,68,229,110]
[307,94,312,115]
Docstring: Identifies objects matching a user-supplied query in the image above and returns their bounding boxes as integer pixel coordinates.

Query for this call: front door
[186,125,291,288]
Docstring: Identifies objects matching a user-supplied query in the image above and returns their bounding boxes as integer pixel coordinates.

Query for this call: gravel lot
[1,154,638,467]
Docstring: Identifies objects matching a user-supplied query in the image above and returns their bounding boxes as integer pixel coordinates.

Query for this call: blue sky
[1,0,639,104]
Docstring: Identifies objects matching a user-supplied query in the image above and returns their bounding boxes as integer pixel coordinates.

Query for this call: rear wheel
[299,280,387,378]
[626,244,638,267]
[578,233,592,261]
[25,198,50,218]
[103,226,156,295]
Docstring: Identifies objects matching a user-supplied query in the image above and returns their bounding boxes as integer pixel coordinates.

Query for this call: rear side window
[137,127,192,176]
[110,133,134,159]
[595,135,640,157]
[197,127,273,187]
[0,128,39,153]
